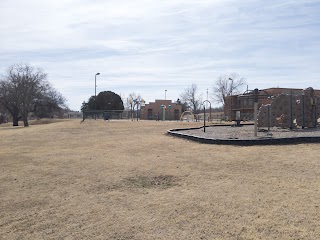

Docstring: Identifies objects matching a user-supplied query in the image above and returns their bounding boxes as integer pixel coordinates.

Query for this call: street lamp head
[96,73,100,75]
[229,78,233,81]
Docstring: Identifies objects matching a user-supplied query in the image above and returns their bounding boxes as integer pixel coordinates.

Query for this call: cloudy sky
[0,0,319,110]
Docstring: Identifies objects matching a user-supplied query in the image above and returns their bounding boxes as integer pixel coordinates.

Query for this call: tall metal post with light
[165,90,167,100]
[94,72,100,120]
[229,78,233,121]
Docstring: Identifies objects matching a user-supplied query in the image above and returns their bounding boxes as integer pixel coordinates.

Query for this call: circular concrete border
[167,125,320,146]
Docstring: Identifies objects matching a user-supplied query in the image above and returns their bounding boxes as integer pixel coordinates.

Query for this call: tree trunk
[12,115,19,126]
[22,115,29,127]
[11,107,20,126]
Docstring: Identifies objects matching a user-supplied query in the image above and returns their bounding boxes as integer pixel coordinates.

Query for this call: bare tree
[0,63,66,127]
[128,92,143,102]
[7,64,48,126]
[33,87,67,118]
[212,73,246,106]
[0,97,9,124]
[0,79,20,126]
[180,84,202,113]
[127,92,143,108]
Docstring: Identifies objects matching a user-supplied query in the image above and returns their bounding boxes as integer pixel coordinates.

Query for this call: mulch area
[171,125,320,140]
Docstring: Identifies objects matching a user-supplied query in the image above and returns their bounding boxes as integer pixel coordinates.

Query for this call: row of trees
[0,64,67,127]
[179,73,246,113]
[81,72,246,117]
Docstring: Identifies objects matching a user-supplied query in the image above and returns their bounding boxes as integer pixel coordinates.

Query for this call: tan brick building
[140,100,182,120]
[225,87,320,120]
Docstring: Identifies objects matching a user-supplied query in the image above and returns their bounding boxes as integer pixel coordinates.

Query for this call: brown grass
[1,120,320,239]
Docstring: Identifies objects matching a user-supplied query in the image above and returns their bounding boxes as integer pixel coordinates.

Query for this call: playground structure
[258,87,320,129]
[180,111,226,123]
[180,111,198,122]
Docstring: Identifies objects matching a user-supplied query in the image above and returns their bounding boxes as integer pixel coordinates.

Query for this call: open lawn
[1,119,320,239]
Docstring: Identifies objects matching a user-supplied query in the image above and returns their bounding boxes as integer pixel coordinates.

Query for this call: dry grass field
[1,119,320,239]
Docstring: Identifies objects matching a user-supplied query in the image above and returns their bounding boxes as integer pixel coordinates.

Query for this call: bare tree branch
[180,84,202,113]
[212,73,246,105]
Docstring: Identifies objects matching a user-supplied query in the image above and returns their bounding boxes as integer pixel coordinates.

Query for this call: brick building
[225,87,320,120]
[140,100,182,120]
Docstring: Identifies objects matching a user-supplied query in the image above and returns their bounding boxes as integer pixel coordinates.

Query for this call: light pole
[165,90,167,100]
[229,78,233,121]
[203,100,212,123]
[206,88,208,103]
[95,72,100,120]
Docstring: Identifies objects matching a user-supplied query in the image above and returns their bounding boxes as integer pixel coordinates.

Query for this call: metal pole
[209,102,212,122]
[136,102,139,121]
[268,104,270,132]
[229,78,233,121]
[302,93,305,129]
[203,106,206,132]
[206,88,208,108]
[290,91,293,130]
[314,97,318,128]
[254,88,259,137]
[95,74,97,120]
[94,73,100,120]
[254,102,258,137]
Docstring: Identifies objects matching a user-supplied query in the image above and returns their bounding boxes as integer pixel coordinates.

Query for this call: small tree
[212,73,246,106]
[180,84,202,113]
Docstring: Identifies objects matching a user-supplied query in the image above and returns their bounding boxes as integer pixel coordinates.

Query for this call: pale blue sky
[0,0,319,110]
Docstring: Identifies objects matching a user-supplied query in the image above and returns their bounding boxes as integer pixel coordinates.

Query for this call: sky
[0,0,319,111]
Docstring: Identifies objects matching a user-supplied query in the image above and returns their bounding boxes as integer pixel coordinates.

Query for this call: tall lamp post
[165,90,167,100]
[95,72,100,120]
[229,78,233,121]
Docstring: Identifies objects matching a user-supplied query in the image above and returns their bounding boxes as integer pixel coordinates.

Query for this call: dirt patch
[124,175,177,189]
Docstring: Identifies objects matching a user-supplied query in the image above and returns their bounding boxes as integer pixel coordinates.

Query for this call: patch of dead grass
[124,175,177,189]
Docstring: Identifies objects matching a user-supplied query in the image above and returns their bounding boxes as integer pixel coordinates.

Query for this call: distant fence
[83,110,131,120]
